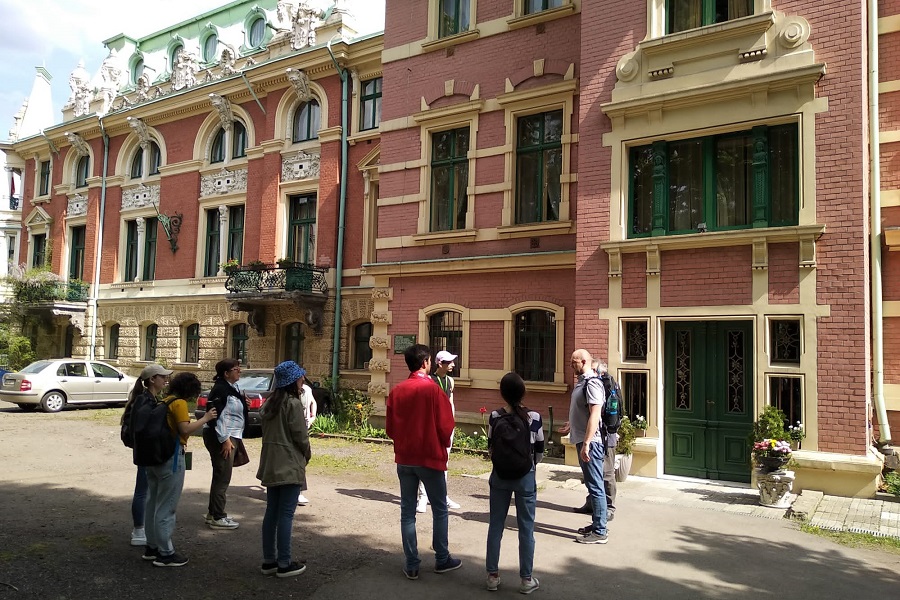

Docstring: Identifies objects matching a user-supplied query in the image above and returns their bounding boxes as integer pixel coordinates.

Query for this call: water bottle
[605,388,620,428]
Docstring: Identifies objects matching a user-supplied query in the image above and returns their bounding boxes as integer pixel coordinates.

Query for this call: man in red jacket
[386,343,461,580]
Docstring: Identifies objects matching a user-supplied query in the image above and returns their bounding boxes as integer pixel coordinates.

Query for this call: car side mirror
[118,374,124,380]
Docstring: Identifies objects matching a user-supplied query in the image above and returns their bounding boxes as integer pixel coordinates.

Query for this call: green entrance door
[664,321,753,483]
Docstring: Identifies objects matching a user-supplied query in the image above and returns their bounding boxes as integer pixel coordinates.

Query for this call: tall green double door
[664,321,753,483]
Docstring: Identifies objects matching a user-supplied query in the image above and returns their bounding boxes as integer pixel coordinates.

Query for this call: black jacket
[205,378,249,438]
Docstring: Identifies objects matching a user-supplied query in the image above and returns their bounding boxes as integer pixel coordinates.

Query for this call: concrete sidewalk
[529,461,900,539]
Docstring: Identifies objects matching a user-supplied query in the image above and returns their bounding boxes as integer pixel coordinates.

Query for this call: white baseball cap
[435,350,458,364]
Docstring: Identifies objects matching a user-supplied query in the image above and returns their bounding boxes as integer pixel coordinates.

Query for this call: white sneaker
[416,497,427,513]
[446,497,461,510]
[208,516,240,530]
[487,573,500,591]
[297,494,310,506]
[519,577,540,595]
[130,527,146,546]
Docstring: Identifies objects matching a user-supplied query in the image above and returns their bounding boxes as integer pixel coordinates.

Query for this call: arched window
[130,148,144,179]
[231,323,249,365]
[184,323,201,363]
[352,322,373,369]
[514,310,556,382]
[132,141,163,179]
[148,142,161,175]
[107,324,120,360]
[292,100,320,142]
[210,128,226,163]
[144,324,158,361]
[428,311,462,377]
[75,155,90,188]
[203,34,219,63]
[210,123,247,163]
[232,121,247,158]
[283,322,303,364]
[248,17,266,47]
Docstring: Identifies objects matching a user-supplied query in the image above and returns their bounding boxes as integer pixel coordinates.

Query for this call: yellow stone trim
[885,384,900,411]
[317,126,342,144]
[497,220,574,239]
[507,2,576,31]
[882,189,900,207]
[377,194,425,207]
[602,225,825,257]
[881,130,900,144]
[411,229,478,245]
[413,99,485,123]
[879,14,900,34]
[363,251,574,277]
[884,302,900,317]
[421,29,481,54]
[879,80,900,94]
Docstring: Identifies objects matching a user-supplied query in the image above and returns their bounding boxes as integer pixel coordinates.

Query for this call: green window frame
[629,123,799,238]
[292,100,320,142]
[39,160,51,196]
[204,208,221,277]
[360,78,382,131]
[228,205,245,265]
[283,322,303,363]
[430,127,470,232]
[514,310,556,382]
[232,121,247,159]
[210,128,226,163]
[287,194,316,265]
[107,323,120,360]
[32,233,47,268]
[143,217,157,281]
[75,155,90,188]
[231,323,249,365]
[69,226,86,280]
[428,311,462,378]
[125,221,138,281]
[438,0,470,38]
[666,0,753,34]
[144,324,158,361]
[524,0,564,15]
[353,322,373,370]
[184,323,201,363]
[516,110,563,224]
[149,142,161,175]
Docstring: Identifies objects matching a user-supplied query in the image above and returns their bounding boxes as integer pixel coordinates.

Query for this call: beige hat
[140,364,173,380]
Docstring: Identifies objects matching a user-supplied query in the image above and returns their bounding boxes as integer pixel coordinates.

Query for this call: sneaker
[208,516,240,530]
[142,546,159,561]
[519,577,540,594]
[403,567,419,580]
[446,497,461,510]
[203,513,214,524]
[576,524,594,535]
[130,527,146,546]
[486,573,500,591]
[434,556,462,573]
[297,494,310,506]
[575,531,608,544]
[261,562,278,575]
[416,498,427,513]
[153,552,189,567]
[276,562,306,578]
[608,511,615,522]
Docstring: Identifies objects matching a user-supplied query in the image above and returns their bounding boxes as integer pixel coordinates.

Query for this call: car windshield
[21,361,53,374]
[239,373,273,392]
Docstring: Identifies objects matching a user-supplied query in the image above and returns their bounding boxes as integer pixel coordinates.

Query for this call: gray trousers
[203,429,235,519]
[145,448,186,555]
[603,447,616,514]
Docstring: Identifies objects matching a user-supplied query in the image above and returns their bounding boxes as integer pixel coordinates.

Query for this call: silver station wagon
[0,359,137,413]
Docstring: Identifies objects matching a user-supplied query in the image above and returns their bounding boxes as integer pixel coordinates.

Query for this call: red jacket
[386,371,455,471]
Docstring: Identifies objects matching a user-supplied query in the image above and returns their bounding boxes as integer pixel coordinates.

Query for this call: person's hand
[221,437,234,458]
[557,421,571,435]
[579,441,591,463]
[203,407,217,422]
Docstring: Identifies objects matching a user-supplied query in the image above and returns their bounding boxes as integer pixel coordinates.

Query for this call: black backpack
[131,395,178,467]
[490,409,533,480]
[598,373,624,434]
[121,401,136,448]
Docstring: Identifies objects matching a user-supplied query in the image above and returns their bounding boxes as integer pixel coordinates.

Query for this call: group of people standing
[121,358,316,576]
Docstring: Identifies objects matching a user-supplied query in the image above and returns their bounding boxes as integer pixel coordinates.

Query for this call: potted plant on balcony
[247,259,268,271]
[221,258,240,274]
[276,257,295,269]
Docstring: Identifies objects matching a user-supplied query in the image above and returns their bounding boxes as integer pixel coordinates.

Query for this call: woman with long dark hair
[256,360,312,578]
[202,358,248,529]
[485,372,545,594]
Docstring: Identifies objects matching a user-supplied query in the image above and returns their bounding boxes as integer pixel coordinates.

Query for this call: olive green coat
[256,394,312,489]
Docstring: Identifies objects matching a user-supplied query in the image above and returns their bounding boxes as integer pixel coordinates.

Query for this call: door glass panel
[674,330,691,410]
[726,329,745,413]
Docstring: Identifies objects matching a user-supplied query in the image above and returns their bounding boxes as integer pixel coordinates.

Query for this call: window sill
[507,4,576,32]
[114,281,156,290]
[421,29,480,54]
[642,12,775,57]
[522,381,568,393]
[348,129,381,145]
[497,220,574,239]
[412,229,478,245]
[190,276,227,285]
[31,196,50,205]
[173,362,201,370]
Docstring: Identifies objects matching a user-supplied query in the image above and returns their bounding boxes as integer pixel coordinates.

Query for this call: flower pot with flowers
[632,414,649,436]
[751,406,796,507]
[221,258,240,274]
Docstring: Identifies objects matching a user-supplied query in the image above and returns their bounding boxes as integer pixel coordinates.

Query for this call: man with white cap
[417,350,460,512]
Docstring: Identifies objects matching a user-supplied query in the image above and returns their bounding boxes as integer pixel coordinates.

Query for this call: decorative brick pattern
[768,243,800,305]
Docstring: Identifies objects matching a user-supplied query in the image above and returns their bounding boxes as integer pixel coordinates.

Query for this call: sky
[0,0,385,139]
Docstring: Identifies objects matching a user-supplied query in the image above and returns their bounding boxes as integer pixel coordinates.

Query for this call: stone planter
[756,455,791,473]
[614,453,632,482]
[756,468,795,508]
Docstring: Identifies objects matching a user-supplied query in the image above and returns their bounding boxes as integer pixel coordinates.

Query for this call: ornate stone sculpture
[281,151,321,182]
[67,61,93,117]
[369,336,389,350]
[291,1,322,50]
[126,117,152,149]
[218,47,238,77]
[201,167,248,197]
[756,469,795,509]
[66,132,91,157]
[287,68,312,102]
[98,49,123,114]
[276,0,295,29]
[172,50,198,91]
[135,74,152,102]
[367,382,389,397]
[67,194,88,217]
[209,93,234,132]
[122,183,160,211]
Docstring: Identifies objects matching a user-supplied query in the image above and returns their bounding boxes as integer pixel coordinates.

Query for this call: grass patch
[71,407,122,425]
[307,453,374,474]
[25,543,52,559]
[78,535,110,550]
[0,550,15,562]
[800,524,900,554]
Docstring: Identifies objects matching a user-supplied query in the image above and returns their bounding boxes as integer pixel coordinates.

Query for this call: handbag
[233,438,250,467]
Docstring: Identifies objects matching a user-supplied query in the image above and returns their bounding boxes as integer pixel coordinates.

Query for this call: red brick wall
[881,0,900,17]
[884,142,900,189]
[768,243,800,304]
[660,247,752,307]
[880,31,900,83]
[383,0,428,49]
[882,206,900,300]
[622,253,647,309]
[467,321,505,370]
[158,171,201,278]
[884,317,900,384]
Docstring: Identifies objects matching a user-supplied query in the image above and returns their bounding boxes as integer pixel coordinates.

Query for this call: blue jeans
[577,440,608,536]
[397,465,449,571]
[486,470,536,579]
[145,448,186,556]
[132,466,148,527]
[262,484,301,568]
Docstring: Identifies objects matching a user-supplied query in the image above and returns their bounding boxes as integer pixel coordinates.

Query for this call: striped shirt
[487,408,545,470]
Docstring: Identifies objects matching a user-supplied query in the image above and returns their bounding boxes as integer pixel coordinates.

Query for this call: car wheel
[17,403,38,412]
[40,391,67,413]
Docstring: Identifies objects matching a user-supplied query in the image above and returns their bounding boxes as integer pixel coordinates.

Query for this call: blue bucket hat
[274,361,306,389]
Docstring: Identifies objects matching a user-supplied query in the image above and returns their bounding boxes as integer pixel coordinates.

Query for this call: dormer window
[169,43,183,71]
[667,0,752,34]
[249,17,266,47]
[203,34,219,63]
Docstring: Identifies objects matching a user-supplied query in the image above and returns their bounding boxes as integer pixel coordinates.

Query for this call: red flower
[479,406,487,414]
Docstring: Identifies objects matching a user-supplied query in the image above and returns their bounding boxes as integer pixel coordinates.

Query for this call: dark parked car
[194,369,331,435]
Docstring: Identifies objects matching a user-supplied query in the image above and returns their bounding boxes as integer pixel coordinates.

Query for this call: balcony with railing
[13,280,89,304]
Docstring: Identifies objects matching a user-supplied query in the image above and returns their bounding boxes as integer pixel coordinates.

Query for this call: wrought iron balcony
[224,263,328,294]
[13,280,89,304]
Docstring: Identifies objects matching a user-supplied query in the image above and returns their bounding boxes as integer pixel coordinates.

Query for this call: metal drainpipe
[869,0,891,445]
[88,117,109,361]
[326,35,350,387]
